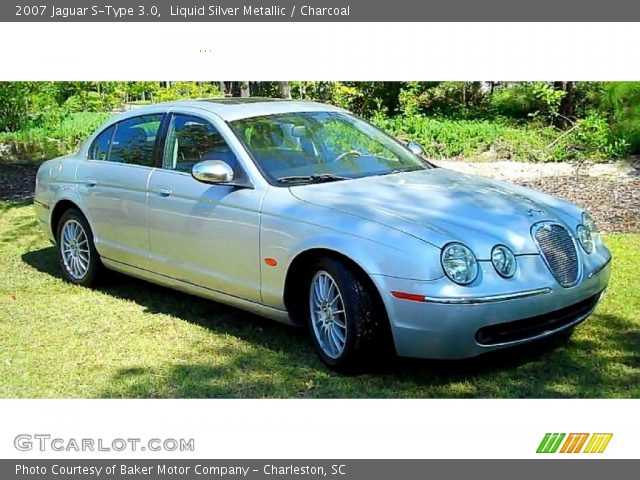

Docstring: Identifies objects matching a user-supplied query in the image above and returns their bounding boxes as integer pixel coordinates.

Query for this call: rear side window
[109,115,163,167]
[88,126,114,161]
[88,115,163,166]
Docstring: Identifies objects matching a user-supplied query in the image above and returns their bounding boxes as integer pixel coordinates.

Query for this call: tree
[554,81,576,127]
[240,82,250,97]
[278,82,292,99]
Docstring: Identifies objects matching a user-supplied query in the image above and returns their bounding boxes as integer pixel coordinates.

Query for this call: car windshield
[229,111,430,185]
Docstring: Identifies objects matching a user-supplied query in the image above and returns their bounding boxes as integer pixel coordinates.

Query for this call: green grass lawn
[1,200,638,398]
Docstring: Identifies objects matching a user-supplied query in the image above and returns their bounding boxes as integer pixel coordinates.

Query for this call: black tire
[56,208,103,287]
[305,257,388,372]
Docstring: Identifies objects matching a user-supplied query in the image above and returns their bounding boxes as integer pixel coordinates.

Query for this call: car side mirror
[192,160,234,184]
[407,141,425,158]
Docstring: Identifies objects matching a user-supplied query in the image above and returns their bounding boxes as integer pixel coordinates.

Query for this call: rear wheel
[306,257,387,372]
[56,209,103,287]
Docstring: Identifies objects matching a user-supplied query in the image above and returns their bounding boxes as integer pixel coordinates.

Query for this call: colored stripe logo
[537,433,612,453]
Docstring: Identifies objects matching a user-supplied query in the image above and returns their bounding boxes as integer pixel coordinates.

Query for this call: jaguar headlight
[577,212,598,253]
[584,212,599,237]
[491,245,517,278]
[576,224,594,253]
[441,242,478,285]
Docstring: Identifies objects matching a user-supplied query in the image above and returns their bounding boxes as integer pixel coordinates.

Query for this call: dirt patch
[436,159,640,183]
[0,163,37,203]
[517,176,640,234]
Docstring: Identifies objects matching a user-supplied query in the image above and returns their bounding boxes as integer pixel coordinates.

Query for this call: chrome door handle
[158,188,172,197]
[84,179,97,187]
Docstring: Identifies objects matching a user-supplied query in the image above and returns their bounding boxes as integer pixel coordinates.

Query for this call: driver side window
[163,114,239,173]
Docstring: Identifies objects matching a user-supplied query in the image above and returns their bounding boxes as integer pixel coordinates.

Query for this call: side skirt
[101,257,293,325]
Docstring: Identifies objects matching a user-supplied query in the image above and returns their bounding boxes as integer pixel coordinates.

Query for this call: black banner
[3,460,639,480]
[5,0,640,22]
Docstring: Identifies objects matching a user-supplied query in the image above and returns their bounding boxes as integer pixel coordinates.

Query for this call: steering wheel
[334,149,364,162]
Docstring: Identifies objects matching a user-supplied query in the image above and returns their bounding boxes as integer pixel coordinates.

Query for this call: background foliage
[1,81,639,162]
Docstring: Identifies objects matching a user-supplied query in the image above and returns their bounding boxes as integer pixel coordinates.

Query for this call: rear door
[76,114,164,268]
[147,112,263,302]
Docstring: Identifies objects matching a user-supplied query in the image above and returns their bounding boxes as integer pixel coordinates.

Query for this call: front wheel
[56,208,103,287]
[307,257,387,372]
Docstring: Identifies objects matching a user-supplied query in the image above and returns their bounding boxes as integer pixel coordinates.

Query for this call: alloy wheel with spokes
[303,257,390,372]
[56,208,102,287]
[61,219,91,279]
[309,270,348,359]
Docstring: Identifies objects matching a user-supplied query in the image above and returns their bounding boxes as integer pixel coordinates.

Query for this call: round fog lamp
[491,245,517,278]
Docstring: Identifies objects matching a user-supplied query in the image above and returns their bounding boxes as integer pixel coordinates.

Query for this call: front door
[147,113,263,302]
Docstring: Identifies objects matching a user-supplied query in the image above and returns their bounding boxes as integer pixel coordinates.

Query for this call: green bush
[398,82,488,119]
[490,83,537,119]
[574,114,630,159]
[154,82,222,102]
[0,112,111,162]
[602,82,640,152]
[373,114,629,162]
[490,82,568,123]
[0,82,124,136]
[63,92,114,113]
[291,81,404,118]
[0,82,40,132]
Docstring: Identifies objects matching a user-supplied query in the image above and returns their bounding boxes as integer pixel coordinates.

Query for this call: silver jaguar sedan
[34,98,612,371]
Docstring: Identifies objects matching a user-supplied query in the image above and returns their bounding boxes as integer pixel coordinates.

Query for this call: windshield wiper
[276,174,350,185]
[375,168,422,177]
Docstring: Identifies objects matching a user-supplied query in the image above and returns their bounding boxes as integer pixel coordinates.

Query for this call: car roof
[119,98,346,122]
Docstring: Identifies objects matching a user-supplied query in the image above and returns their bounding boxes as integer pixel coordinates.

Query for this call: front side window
[163,114,239,173]
[108,115,163,167]
[229,111,429,185]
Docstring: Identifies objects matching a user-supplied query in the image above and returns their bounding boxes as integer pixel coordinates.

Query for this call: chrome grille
[533,223,579,287]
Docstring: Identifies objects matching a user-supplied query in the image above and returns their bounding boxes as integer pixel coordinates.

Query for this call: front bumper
[371,252,612,359]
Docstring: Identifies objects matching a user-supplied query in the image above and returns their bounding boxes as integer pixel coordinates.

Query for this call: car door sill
[101,257,292,325]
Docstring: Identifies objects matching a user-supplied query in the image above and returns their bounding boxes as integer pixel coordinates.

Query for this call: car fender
[259,210,443,310]
[37,155,92,243]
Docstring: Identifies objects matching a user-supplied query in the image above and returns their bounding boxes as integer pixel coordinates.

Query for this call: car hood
[289,168,582,258]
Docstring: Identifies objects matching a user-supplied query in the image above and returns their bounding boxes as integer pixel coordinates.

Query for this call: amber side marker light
[264,258,278,267]
[391,291,426,302]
